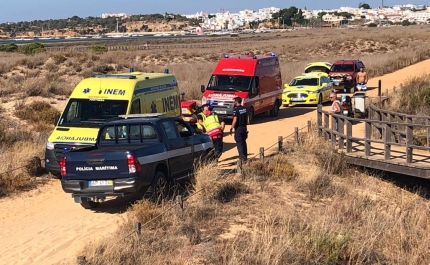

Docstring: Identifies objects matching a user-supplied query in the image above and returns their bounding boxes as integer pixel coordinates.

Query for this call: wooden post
[346,120,352,152]
[427,119,430,153]
[134,222,141,235]
[294,127,299,144]
[324,113,329,140]
[405,117,413,163]
[330,115,336,147]
[259,147,264,161]
[236,160,242,175]
[278,136,283,152]
[307,120,312,133]
[384,123,391,160]
[378,79,382,107]
[365,121,371,156]
[378,79,381,96]
[376,109,382,139]
[176,195,184,212]
[338,117,344,149]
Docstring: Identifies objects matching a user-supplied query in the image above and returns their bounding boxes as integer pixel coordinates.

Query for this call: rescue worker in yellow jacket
[197,104,225,161]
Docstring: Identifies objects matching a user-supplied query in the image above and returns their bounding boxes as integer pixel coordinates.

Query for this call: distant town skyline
[0,0,428,23]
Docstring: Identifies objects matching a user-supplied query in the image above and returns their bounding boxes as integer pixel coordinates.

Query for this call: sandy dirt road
[1,59,430,265]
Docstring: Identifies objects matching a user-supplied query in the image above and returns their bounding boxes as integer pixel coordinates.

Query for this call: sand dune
[1,59,430,265]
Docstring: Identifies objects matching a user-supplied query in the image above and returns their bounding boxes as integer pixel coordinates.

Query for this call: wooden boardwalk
[318,103,430,179]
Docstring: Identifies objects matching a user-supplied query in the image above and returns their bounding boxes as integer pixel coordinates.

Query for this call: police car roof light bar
[93,74,137,79]
[118,113,167,119]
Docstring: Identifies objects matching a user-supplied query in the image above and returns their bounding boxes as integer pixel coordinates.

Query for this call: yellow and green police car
[282,72,333,106]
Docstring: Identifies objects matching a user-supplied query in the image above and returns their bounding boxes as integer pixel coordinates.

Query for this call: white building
[101,13,130,19]
[406,10,430,22]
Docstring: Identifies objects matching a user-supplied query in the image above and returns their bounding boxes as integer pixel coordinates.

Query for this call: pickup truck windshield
[207,75,252,91]
[58,99,129,128]
[331,64,354,72]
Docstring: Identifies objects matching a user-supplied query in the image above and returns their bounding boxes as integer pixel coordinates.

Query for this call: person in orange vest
[197,104,225,161]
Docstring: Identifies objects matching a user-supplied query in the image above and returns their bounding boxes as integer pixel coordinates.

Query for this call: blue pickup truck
[60,114,214,209]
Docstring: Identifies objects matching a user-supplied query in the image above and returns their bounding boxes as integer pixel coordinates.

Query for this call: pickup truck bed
[60,116,214,209]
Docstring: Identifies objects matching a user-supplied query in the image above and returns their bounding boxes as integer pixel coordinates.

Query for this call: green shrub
[14,100,60,125]
[91,45,108,54]
[0,43,18,52]
[18,42,46,55]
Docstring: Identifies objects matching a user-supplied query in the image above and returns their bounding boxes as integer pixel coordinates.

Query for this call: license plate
[215,110,226,114]
[181,108,189,114]
[89,180,113,186]
[291,98,305,101]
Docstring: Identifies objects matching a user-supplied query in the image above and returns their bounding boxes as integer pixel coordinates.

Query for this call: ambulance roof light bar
[93,74,137,79]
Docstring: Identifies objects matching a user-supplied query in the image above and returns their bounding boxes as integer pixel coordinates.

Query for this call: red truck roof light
[127,154,142,174]
[60,157,67,176]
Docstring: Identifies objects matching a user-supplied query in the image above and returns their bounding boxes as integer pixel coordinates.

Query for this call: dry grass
[1,26,430,100]
[2,25,430,197]
[0,99,57,197]
[386,74,430,116]
[73,130,430,265]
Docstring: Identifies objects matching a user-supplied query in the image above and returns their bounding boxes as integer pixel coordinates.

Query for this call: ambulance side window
[131,99,141,114]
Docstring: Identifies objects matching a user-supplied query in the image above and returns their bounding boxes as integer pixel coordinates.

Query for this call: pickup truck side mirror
[200,85,205,93]
[180,92,185,101]
[54,115,60,126]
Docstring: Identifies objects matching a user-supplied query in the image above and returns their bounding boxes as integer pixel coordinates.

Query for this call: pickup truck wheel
[247,107,254,125]
[269,100,279,117]
[149,171,169,203]
[80,198,100,209]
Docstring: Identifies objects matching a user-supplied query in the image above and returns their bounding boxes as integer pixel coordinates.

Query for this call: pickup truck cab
[60,113,214,209]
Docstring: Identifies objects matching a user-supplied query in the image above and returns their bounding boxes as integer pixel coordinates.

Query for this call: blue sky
[0,0,428,23]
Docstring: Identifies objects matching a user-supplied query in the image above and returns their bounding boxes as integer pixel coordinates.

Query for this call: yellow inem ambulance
[45,68,182,175]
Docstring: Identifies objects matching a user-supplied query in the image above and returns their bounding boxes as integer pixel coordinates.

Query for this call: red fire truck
[199,52,282,124]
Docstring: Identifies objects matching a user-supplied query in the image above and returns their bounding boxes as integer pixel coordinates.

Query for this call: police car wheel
[149,171,169,203]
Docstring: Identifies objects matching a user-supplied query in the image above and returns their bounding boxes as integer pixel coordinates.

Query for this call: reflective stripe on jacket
[203,114,223,137]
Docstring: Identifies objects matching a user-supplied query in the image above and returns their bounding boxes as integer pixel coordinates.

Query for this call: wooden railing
[316,104,430,164]
[368,103,430,149]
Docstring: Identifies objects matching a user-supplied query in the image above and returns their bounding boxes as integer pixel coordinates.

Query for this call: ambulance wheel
[247,107,254,125]
[269,100,279,117]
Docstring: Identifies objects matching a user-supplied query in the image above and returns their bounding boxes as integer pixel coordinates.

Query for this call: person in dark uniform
[230,97,248,162]
[151,101,157,113]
